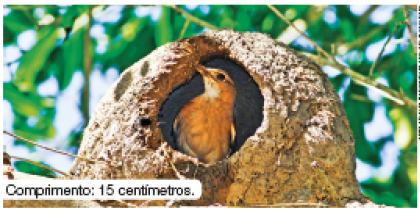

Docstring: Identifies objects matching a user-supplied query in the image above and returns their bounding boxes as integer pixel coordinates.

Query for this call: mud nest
[68,29,366,207]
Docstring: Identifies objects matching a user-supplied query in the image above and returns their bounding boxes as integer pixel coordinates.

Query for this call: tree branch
[3,130,115,167]
[166,5,218,30]
[8,155,68,177]
[405,5,417,11]
[360,5,379,24]
[402,5,417,53]
[178,18,190,39]
[344,8,401,52]
[268,5,339,64]
[303,52,416,110]
[368,23,403,78]
[268,5,416,110]
[82,6,93,124]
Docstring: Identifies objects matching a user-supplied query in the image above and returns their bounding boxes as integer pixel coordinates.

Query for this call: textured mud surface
[68,29,365,207]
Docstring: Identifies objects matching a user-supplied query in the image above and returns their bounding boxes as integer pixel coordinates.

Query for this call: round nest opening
[158,55,264,160]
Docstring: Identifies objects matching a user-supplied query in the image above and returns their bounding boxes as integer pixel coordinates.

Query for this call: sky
[2,5,417,182]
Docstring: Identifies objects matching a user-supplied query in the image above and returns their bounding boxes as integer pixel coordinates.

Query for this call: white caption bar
[2,180,202,200]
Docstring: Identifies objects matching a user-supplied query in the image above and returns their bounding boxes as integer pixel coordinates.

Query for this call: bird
[173,65,237,164]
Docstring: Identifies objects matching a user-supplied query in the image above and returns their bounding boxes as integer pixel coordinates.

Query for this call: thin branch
[319,13,399,55]
[304,52,416,109]
[168,160,186,180]
[268,5,338,65]
[268,5,416,110]
[166,5,218,30]
[402,5,417,53]
[350,94,375,103]
[345,8,401,51]
[390,38,412,44]
[405,5,417,10]
[3,130,114,167]
[178,18,190,39]
[305,5,328,26]
[359,5,379,24]
[7,5,58,11]
[331,44,335,57]
[351,93,401,106]
[4,131,80,160]
[368,23,402,78]
[164,148,187,180]
[82,6,93,124]
[9,155,69,177]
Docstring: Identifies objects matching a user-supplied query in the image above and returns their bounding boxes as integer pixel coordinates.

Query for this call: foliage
[2,5,417,207]
[14,161,57,178]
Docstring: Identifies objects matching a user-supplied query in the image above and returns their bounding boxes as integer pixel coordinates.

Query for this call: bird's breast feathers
[203,78,220,98]
[174,99,234,146]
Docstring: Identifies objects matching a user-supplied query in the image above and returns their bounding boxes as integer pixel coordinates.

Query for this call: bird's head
[197,66,236,101]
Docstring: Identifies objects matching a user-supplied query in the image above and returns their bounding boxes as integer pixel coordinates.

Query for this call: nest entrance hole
[158,57,263,161]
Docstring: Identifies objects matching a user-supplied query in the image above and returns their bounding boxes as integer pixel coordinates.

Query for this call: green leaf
[37,48,62,86]
[155,6,173,47]
[100,16,148,62]
[261,13,275,32]
[235,10,251,31]
[34,108,56,139]
[218,5,234,20]
[13,123,42,149]
[361,181,413,208]
[12,109,56,146]
[329,74,347,91]
[111,26,155,71]
[49,48,71,91]
[59,28,84,90]
[61,5,91,28]
[220,18,235,29]
[338,18,355,42]
[15,161,56,178]
[67,126,84,147]
[12,26,59,92]
[3,9,35,34]
[3,83,43,117]
[3,25,15,44]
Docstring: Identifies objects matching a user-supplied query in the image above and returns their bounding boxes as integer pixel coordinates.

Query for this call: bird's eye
[217,73,225,81]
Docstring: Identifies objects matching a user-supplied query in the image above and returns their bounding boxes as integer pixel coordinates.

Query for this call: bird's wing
[229,122,237,155]
[173,116,193,155]
[172,117,179,149]
[230,123,236,145]
[173,117,178,131]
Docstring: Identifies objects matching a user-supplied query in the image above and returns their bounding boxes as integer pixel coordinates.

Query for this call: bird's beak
[197,66,210,77]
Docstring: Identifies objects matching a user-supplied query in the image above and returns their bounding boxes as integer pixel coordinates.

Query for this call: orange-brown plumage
[174,66,236,164]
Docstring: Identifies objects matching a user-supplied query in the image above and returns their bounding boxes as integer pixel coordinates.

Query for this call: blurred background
[2,5,417,207]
